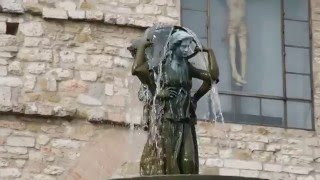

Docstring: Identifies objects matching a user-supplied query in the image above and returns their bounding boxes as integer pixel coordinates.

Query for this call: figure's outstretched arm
[131,40,152,86]
[187,47,219,83]
[205,48,219,83]
[189,64,212,103]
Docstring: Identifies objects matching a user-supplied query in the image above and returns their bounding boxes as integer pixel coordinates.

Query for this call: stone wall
[0,0,180,179]
[2,0,320,180]
[0,13,146,123]
[0,115,147,180]
[0,0,180,124]
[1,0,180,27]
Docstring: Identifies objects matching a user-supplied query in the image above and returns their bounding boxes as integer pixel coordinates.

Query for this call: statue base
[112,175,263,180]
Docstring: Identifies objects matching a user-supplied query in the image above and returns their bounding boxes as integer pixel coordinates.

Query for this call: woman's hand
[156,87,177,99]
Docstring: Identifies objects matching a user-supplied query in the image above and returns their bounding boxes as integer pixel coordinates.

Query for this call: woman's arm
[189,64,212,103]
[205,48,219,83]
[131,40,152,86]
[187,47,219,83]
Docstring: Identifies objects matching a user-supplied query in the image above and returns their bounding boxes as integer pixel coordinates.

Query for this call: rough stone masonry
[1,0,320,180]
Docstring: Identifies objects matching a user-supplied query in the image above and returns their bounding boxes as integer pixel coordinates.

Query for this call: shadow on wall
[65,127,147,180]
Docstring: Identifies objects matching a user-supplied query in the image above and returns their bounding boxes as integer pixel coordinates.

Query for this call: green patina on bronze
[128,26,219,175]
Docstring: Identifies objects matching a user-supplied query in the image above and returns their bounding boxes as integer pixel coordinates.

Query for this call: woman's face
[175,39,192,58]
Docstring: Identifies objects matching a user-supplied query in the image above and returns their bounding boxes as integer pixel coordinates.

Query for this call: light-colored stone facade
[1,0,320,179]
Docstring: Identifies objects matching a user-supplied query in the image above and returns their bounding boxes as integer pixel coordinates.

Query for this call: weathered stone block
[51,139,81,149]
[5,146,28,155]
[23,37,41,47]
[219,168,240,176]
[53,106,76,117]
[0,120,25,130]
[166,7,179,18]
[80,71,98,81]
[0,128,12,136]
[157,16,178,25]
[224,159,262,170]
[0,22,6,34]
[134,18,155,27]
[47,68,73,80]
[37,103,54,116]
[104,46,118,55]
[119,48,132,59]
[0,0,24,13]
[263,163,283,172]
[104,13,118,24]
[15,160,26,168]
[0,59,8,65]
[0,86,12,111]
[6,136,35,147]
[114,87,129,96]
[55,1,76,11]
[59,50,75,62]
[27,63,46,74]
[116,7,133,14]
[77,94,102,106]
[0,35,17,46]
[43,165,65,175]
[115,15,130,25]
[46,76,57,92]
[206,158,223,168]
[24,2,43,15]
[60,80,88,93]
[8,61,22,75]
[240,170,259,178]
[105,95,126,107]
[0,159,9,167]
[0,52,15,58]
[105,83,114,96]
[283,166,313,175]
[281,144,304,155]
[199,145,219,158]
[0,66,7,76]
[266,143,281,152]
[0,46,18,52]
[43,8,68,19]
[105,38,127,47]
[90,55,113,68]
[248,142,265,151]
[0,168,21,178]
[114,57,130,68]
[136,4,161,15]
[32,174,56,180]
[24,75,36,92]
[86,10,104,21]
[198,137,211,145]
[20,22,43,37]
[119,0,139,4]
[87,108,106,122]
[11,130,35,137]
[36,134,50,145]
[297,175,315,180]
[18,48,53,62]
[68,10,85,19]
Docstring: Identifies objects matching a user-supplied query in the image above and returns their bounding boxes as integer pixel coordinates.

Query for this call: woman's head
[169,31,193,58]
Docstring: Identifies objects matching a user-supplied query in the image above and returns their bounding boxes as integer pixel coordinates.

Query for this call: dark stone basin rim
[111,175,264,180]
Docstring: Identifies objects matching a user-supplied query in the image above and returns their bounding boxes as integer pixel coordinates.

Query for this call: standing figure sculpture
[128,26,219,175]
[227,0,248,86]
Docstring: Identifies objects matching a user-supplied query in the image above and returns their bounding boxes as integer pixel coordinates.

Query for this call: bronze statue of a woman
[128,26,219,175]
